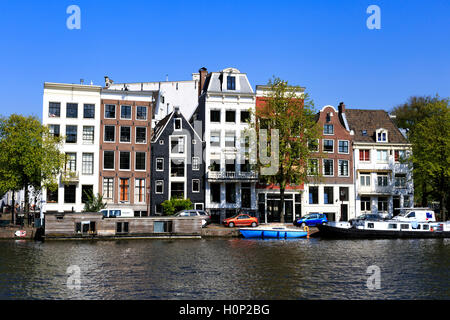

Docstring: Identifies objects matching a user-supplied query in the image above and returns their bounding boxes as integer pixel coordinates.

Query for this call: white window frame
[104,104,116,119]
[119,126,132,144]
[103,177,114,201]
[377,150,388,162]
[192,157,200,171]
[338,140,349,154]
[174,118,182,131]
[323,139,334,153]
[135,152,146,171]
[82,126,95,145]
[81,153,94,175]
[136,106,148,121]
[156,158,164,171]
[323,124,334,135]
[192,179,200,193]
[104,125,116,143]
[338,159,349,177]
[323,159,334,176]
[120,105,132,120]
[155,180,164,194]
[103,150,115,170]
[135,127,147,144]
[119,151,131,171]
[360,174,371,187]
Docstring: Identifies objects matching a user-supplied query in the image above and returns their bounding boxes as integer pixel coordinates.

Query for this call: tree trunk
[280,186,285,224]
[11,191,15,225]
[441,192,447,222]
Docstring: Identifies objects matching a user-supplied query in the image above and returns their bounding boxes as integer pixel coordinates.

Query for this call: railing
[61,170,79,184]
[208,171,258,180]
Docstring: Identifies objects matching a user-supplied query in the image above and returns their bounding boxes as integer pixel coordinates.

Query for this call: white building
[42,82,102,214]
[345,109,414,218]
[191,67,258,222]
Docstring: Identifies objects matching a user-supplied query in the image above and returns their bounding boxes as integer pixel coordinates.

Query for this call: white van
[392,209,436,222]
[100,208,134,218]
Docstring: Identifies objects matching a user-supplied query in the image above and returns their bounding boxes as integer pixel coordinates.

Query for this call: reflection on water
[0,238,449,299]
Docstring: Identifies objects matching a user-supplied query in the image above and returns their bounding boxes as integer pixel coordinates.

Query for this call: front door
[267,200,281,222]
[393,196,400,216]
[341,204,348,221]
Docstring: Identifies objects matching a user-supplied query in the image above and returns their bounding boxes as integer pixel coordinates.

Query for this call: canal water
[0,238,448,299]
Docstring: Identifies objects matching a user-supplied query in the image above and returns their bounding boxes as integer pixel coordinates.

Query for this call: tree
[404,98,450,221]
[161,198,193,216]
[0,114,66,223]
[250,77,323,223]
[83,193,107,212]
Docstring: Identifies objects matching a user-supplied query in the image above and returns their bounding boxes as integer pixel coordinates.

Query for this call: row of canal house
[41,67,413,224]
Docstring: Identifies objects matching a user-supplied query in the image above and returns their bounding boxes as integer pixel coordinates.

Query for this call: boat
[317,220,450,239]
[239,226,308,239]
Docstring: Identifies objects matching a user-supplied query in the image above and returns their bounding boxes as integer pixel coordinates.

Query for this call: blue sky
[0,0,449,118]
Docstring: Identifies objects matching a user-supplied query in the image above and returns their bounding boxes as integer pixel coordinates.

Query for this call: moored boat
[239,226,308,239]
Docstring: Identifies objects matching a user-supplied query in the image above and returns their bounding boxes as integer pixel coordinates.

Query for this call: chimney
[198,67,208,97]
[104,76,114,88]
[338,102,346,114]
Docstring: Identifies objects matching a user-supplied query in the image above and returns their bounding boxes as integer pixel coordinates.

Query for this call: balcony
[358,185,393,196]
[207,171,258,181]
[61,171,79,184]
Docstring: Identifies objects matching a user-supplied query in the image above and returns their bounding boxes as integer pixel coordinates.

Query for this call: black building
[150,108,205,215]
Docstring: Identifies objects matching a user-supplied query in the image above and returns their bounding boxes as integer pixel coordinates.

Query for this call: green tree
[250,77,323,223]
[161,198,193,216]
[83,192,107,212]
[0,114,66,223]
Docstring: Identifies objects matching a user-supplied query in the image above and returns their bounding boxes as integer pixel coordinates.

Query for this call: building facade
[42,82,102,213]
[98,89,155,216]
[191,68,258,223]
[345,109,413,218]
[302,103,356,222]
[150,108,205,215]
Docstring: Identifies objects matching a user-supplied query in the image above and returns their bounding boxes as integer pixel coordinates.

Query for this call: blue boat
[239,227,308,239]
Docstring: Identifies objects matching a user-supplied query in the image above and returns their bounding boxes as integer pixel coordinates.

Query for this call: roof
[151,112,173,142]
[345,109,408,144]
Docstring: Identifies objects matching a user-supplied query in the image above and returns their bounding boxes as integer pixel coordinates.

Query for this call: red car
[223,214,259,228]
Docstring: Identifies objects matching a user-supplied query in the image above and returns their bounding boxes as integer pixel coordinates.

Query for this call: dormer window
[376,129,388,142]
[326,113,331,123]
[362,130,367,136]
[227,76,236,90]
[174,118,182,131]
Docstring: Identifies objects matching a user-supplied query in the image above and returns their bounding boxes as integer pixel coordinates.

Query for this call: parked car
[293,213,327,227]
[391,209,436,222]
[349,213,385,226]
[174,210,211,228]
[223,213,258,228]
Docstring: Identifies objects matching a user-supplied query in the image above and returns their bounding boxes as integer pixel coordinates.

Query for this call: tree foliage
[250,77,323,222]
[83,192,107,212]
[161,198,193,216]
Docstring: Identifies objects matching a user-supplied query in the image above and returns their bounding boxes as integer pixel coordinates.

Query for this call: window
[64,185,76,203]
[395,174,407,188]
[135,152,146,171]
[323,124,334,135]
[120,105,132,119]
[210,110,221,122]
[136,127,146,143]
[192,157,200,171]
[116,222,129,234]
[309,187,318,204]
[388,223,397,229]
[395,150,405,162]
[66,125,77,143]
[226,110,236,123]
[120,152,131,170]
[227,76,236,90]
[83,104,95,118]
[323,159,334,176]
[154,221,172,233]
[65,153,77,172]
[120,126,131,143]
[338,160,349,177]
[136,106,147,120]
[103,151,114,169]
[308,139,319,152]
[211,183,221,203]
[400,224,409,230]
[225,159,236,172]
[226,183,236,203]
[210,160,220,171]
[192,179,200,193]
[119,178,130,202]
[135,179,145,203]
[82,126,94,144]
[225,132,236,147]
[360,174,371,186]
[323,139,334,153]
[66,103,78,118]
[49,124,60,137]
[377,173,388,187]
[171,136,185,154]
[174,118,182,130]
[378,197,388,212]
[81,185,93,203]
[359,150,370,161]
[240,111,250,123]
[367,223,374,229]
[155,180,164,194]
[49,102,60,117]
[156,158,164,171]
[338,141,349,153]
[171,182,184,198]
[377,150,388,162]
[361,197,371,212]
[104,126,115,142]
[308,159,319,175]
[47,187,58,203]
[377,131,387,142]
[403,195,411,208]
[210,132,220,147]
[105,104,116,119]
[171,159,185,177]
[324,187,334,204]
[241,183,251,208]
[103,177,114,200]
[339,187,349,201]
[82,153,93,175]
